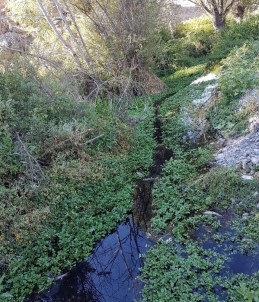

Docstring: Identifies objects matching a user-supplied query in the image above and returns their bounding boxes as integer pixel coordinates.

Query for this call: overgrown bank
[0,67,157,300]
[141,16,259,302]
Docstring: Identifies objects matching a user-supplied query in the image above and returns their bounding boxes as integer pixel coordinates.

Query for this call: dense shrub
[156,15,259,78]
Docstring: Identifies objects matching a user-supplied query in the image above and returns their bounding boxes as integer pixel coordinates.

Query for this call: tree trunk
[234,4,245,22]
[213,11,226,30]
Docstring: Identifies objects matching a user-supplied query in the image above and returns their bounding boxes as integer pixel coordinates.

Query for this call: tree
[5,0,165,106]
[189,0,236,29]
[232,0,259,21]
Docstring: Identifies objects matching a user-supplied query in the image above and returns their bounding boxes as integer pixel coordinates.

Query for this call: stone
[192,84,218,107]
[191,73,218,85]
[242,175,254,180]
[216,153,224,160]
[242,213,249,220]
[253,191,258,197]
[256,203,259,209]
[242,160,251,173]
[251,157,259,165]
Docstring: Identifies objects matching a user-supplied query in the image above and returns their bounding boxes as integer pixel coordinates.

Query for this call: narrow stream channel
[27,216,155,302]
[26,99,173,302]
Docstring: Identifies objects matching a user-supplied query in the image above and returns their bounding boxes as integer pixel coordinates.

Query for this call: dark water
[195,222,259,276]
[30,216,154,302]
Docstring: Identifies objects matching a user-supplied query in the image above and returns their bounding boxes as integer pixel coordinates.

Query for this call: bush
[208,40,259,136]
[211,15,259,60]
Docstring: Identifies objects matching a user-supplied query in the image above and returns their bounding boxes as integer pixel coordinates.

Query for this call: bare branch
[15,132,47,184]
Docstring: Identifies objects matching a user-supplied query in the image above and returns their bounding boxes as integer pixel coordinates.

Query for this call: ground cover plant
[0,64,157,300]
[141,14,259,301]
[1,5,259,302]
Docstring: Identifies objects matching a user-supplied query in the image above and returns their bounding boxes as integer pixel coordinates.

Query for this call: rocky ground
[213,87,259,179]
[215,127,259,179]
[183,72,259,180]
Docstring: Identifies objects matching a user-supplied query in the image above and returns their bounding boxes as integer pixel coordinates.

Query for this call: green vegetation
[141,14,259,302]
[1,3,259,301]
[157,15,259,77]
[0,65,156,299]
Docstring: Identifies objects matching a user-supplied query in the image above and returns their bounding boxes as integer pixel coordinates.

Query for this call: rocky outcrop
[181,73,218,143]
[214,86,259,177]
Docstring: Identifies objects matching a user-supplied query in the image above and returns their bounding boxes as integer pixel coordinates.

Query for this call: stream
[26,98,259,301]
[28,216,154,302]
[27,146,171,302]
[26,98,172,302]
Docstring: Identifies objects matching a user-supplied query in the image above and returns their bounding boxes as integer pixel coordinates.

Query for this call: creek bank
[25,93,175,302]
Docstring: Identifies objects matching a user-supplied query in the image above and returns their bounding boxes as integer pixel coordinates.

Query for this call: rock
[191,73,218,85]
[203,210,222,217]
[192,84,218,107]
[216,153,224,160]
[242,175,254,180]
[242,213,249,220]
[256,203,259,209]
[253,191,258,197]
[217,138,226,148]
[251,157,259,165]
[242,160,251,173]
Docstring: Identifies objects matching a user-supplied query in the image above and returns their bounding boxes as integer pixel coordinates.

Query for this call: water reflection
[195,222,259,276]
[30,216,154,302]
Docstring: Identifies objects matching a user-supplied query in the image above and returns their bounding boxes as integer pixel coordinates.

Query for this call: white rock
[192,84,218,107]
[253,191,258,197]
[191,73,218,85]
[242,175,254,180]
[216,153,224,160]
[203,210,222,217]
[251,157,259,165]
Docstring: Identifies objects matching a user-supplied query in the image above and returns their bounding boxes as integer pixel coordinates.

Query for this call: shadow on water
[28,216,155,302]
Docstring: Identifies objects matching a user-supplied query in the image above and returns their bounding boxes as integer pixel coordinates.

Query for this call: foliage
[7,0,165,97]
[155,17,213,76]
[0,67,156,300]
[141,37,259,300]
[141,241,225,302]
[156,15,259,78]
[208,40,259,136]
[210,15,259,60]
[190,0,237,29]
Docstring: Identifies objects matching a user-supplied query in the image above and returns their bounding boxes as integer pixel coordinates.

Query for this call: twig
[15,132,46,184]
[82,134,104,145]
